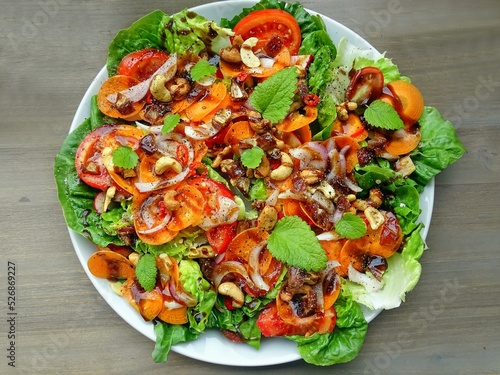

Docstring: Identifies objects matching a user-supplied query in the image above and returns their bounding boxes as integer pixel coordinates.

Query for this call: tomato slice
[207,223,237,254]
[233,9,302,55]
[117,48,169,82]
[345,67,384,105]
[256,301,336,337]
[75,125,115,190]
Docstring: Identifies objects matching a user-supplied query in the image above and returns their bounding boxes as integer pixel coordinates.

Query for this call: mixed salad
[54,0,466,366]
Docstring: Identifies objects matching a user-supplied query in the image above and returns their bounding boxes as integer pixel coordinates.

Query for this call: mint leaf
[268,216,327,271]
[112,146,139,169]
[190,60,217,82]
[250,67,298,123]
[136,254,157,291]
[364,100,404,130]
[335,213,367,239]
[162,114,181,134]
[240,146,264,169]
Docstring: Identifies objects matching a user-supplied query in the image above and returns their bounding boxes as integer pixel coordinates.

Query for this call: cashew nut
[240,37,261,68]
[163,189,180,211]
[187,245,216,259]
[270,152,293,181]
[155,156,182,175]
[103,185,116,213]
[218,282,245,308]
[128,252,140,266]
[364,206,385,230]
[258,205,278,231]
[150,74,173,103]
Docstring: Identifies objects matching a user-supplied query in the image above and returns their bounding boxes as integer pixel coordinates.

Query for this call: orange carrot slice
[97,75,145,120]
[167,184,205,231]
[332,112,368,142]
[384,125,422,155]
[87,250,135,280]
[276,106,318,133]
[184,82,227,122]
[157,305,188,325]
[386,80,424,127]
[225,227,269,264]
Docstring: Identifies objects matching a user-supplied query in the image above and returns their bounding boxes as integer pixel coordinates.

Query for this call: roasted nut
[395,155,416,177]
[368,188,384,208]
[364,206,385,230]
[219,47,242,63]
[316,180,336,199]
[212,108,232,129]
[155,156,182,175]
[163,190,180,211]
[300,169,323,185]
[128,252,140,266]
[150,74,173,103]
[240,37,260,68]
[270,152,293,181]
[258,205,278,231]
[187,245,216,259]
[103,186,116,212]
[254,154,271,178]
[167,77,191,100]
[218,282,245,308]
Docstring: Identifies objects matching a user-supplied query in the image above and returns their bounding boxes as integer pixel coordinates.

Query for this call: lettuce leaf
[289,288,368,366]
[107,9,232,76]
[346,224,426,310]
[411,106,467,185]
[152,322,199,363]
[54,118,123,247]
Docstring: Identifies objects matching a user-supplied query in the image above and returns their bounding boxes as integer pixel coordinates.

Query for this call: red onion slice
[107,53,178,104]
[213,260,254,289]
[184,121,221,140]
[198,196,239,230]
[247,241,270,292]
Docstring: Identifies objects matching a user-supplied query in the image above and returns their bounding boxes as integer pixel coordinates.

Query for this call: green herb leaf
[335,213,367,239]
[112,146,139,169]
[162,114,181,134]
[240,146,265,169]
[250,67,298,123]
[364,100,404,130]
[190,60,217,82]
[268,216,327,271]
[136,254,158,291]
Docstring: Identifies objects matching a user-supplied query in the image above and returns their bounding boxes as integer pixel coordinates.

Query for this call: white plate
[68,0,434,367]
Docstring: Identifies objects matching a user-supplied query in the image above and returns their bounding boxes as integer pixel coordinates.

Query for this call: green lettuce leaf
[289,288,368,365]
[410,106,467,185]
[54,118,122,247]
[346,224,426,310]
[152,322,199,363]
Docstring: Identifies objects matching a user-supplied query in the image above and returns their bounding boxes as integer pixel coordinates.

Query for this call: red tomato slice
[75,125,115,190]
[233,9,302,55]
[256,301,336,337]
[207,223,237,254]
[117,48,169,82]
[346,66,384,105]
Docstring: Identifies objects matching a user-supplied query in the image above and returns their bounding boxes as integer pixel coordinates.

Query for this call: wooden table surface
[1,0,499,374]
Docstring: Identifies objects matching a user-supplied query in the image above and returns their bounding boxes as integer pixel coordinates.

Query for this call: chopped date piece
[139,133,158,154]
[264,34,284,58]
[357,147,374,167]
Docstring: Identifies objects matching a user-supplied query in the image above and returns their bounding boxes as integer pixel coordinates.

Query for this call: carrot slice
[332,112,368,142]
[157,305,188,325]
[184,82,227,122]
[167,184,205,231]
[249,47,291,78]
[121,279,163,321]
[332,135,360,173]
[87,250,135,280]
[384,125,421,155]
[387,80,424,127]
[97,75,145,120]
[223,120,255,154]
[225,227,269,263]
[219,60,245,78]
[276,106,318,133]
